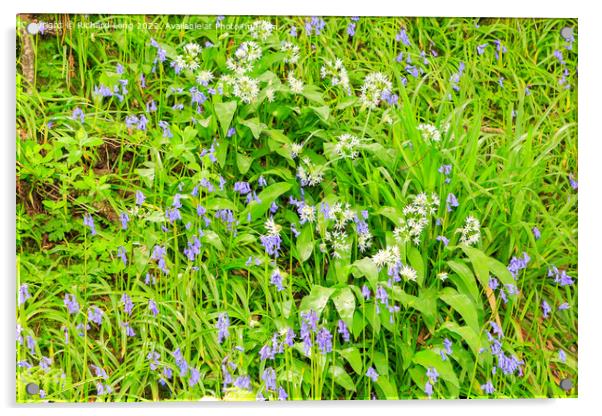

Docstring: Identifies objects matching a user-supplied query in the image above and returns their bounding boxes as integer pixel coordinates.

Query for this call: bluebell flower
[39,356,52,372]
[337,320,350,343]
[18,284,30,306]
[216,312,230,343]
[559,349,567,363]
[88,306,104,325]
[446,193,459,212]
[284,328,296,347]
[158,121,173,138]
[569,175,578,190]
[405,65,419,78]
[117,246,127,266]
[548,266,574,286]
[290,25,297,37]
[507,252,530,278]
[425,381,433,397]
[347,22,356,37]
[558,302,570,311]
[489,276,499,291]
[189,368,200,387]
[260,234,282,258]
[436,235,449,246]
[72,107,85,123]
[64,293,80,314]
[270,269,285,291]
[278,386,288,400]
[366,367,378,382]
[532,226,541,240]
[316,327,333,354]
[395,28,411,45]
[83,213,97,235]
[481,380,495,394]
[234,375,251,390]
[26,335,36,354]
[119,212,129,230]
[444,338,453,355]
[261,367,277,391]
[426,367,439,383]
[122,322,136,337]
[135,190,145,206]
[173,348,188,377]
[542,300,551,319]
[477,43,488,55]
[361,285,371,300]
[120,293,133,315]
[148,299,159,317]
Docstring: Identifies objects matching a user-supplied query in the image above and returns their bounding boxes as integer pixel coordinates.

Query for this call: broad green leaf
[331,286,355,328]
[310,105,330,123]
[351,257,378,291]
[328,365,356,392]
[406,245,425,286]
[439,321,483,357]
[240,117,266,139]
[461,246,490,288]
[296,224,314,262]
[240,182,291,221]
[413,349,460,390]
[236,152,253,175]
[439,287,480,334]
[202,230,224,252]
[375,375,399,400]
[298,285,335,320]
[214,101,237,137]
[447,260,481,306]
[338,347,363,374]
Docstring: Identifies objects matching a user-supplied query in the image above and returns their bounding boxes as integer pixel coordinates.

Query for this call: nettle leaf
[296,224,314,262]
[240,182,291,222]
[328,365,356,392]
[214,101,237,137]
[331,286,355,328]
[298,285,335,321]
[439,287,480,334]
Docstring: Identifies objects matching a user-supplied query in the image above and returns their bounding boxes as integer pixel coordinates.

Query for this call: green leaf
[236,152,253,175]
[240,117,266,139]
[375,375,399,400]
[406,245,425,286]
[202,230,225,252]
[338,347,363,374]
[298,285,335,321]
[331,286,355,328]
[240,182,291,222]
[214,101,237,137]
[310,105,330,123]
[413,349,460,390]
[351,257,378,291]
[296,224,314,262]
[447,260,481,306]
[439,321,483,357]
[439,287,480,334]
[328,365,356,392]
[461,246,490,288]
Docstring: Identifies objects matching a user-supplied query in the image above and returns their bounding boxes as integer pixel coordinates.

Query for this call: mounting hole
[559,378,573,391]
[25,383,40,395]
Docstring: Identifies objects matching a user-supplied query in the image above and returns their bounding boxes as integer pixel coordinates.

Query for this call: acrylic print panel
[15,14,577,402]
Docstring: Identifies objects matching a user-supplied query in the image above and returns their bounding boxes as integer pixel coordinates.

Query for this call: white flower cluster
[174,42,202,72]
[264,217,282,236]
[372,245,401,270]
[359,72,392,109]
[290,143,303,159]
[249,20,275,41]
[287,72,304,94]
[320,59,350,92]
[457,216,481,246]
[230,75,260,104]
[299,204,316,224]
[320,230,351,259]
[417,123,442,142]
[281,41,300,64]
[196,70,214,86]
[296,158,325,187]
[394,193,440,245]
[334,134,361,159]
[226,41,262,74]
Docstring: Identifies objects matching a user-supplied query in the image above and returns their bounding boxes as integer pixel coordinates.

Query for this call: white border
[3,1,600,415]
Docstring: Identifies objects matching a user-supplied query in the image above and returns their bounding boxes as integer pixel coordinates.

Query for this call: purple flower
[559,349,567,363]
[532,226,541,240]
[234,375,251,390]
[436,235,449,246]
[542,300,551,319]
[569,175,578,190]
[72,107,85,123]
[173,348,188,377]
[158,121,172,138]
[347,22,356,37]
[438,164,452,176]
[88,306,104,325]
[395,28,411,45]
[477,43,488,55]
[83,213,97,235]
[507,252,530,279]
[489,276,500,291]
[426,367,439,383]
[278,386,288,400]
[498,77,504,88]
[337,320,350,343]
[558,302,570,311]
[216,312,230,344]
[135,190,145,206]
[366,367,378,382]
[39,356,52,372]
[91,364,108,379]
[147,351,160,370]
[260,234,282,258]
[189,368,200,387]
[375,286,388,307]
[148,299,159,317]
[443,338,453,355]
[481,380,495,394]
[26,336,36,354]
[489,321,504,338]
[122,322,136,337]
[548,266,574,286]
[259,344,274,361]
[284,328,295,347]
[290,25,297,37]
[18,284,31,306]
[117,246,127,266]
[446,193,459,211]
[270,269,285,291]
[261,367,277,391]
[64,293,80,314]
[233,181,251,195]
[405,65,419,78]
[361,285,371,300]
[425,381,433,397]
[120,293,133,315]
[119,212,129,230]
[316,327,333,354]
